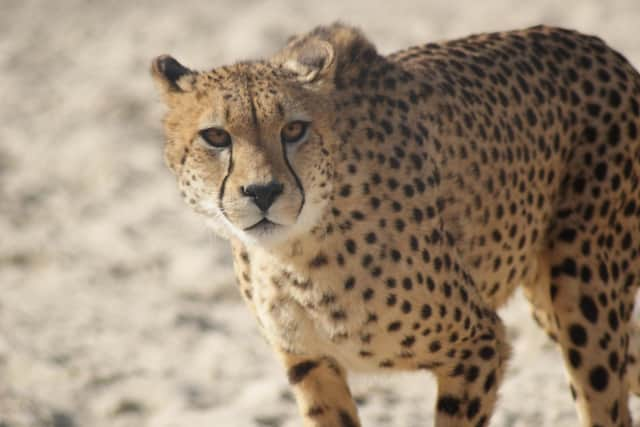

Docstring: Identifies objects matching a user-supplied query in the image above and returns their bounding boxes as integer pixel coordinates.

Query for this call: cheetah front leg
[429,311,510,427]
[277,350,361,427]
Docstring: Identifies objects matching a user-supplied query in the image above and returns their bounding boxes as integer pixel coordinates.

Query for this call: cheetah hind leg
[539,243,634,426]
[524,249,636,426]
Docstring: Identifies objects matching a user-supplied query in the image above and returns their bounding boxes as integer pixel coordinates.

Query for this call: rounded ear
[274,39,336,84]
[272,23,378,87]
[150,55,195,96]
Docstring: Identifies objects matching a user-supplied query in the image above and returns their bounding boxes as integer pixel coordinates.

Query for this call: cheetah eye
[199,127,231,149]
[281,121,309,144]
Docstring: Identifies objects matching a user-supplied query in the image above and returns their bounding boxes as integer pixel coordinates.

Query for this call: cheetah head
[151,24,377,247]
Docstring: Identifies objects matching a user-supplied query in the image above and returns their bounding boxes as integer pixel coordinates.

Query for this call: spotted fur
[152,24,640,426]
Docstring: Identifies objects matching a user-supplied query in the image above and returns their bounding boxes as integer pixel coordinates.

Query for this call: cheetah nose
[241,181,284,212]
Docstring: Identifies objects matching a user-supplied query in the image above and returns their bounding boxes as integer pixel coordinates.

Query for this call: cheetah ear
[273,24,378,87]
[275,39,336,84]
[150,55,196,98]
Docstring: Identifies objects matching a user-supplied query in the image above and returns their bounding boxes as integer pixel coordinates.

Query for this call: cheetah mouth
[244,218,281,233]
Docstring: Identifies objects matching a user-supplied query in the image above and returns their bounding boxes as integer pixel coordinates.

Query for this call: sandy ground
[2,0,640,426]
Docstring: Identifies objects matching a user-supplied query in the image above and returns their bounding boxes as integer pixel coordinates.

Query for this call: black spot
[628,122,637,139]
[599,262,609,282]
[388,321,402,332]
[552,258,577,277]
[584,126,598,143]
[383,77,396,90]
[608,310,619,331]
[579,295,599,323]
[331,310,347,321]
[582,80,595,95]
[403,184,415,198]
[589,366,609,391]
[437,395,460,415]
[450,363,464,377]
[572,177,587,194]
[380,120,393,135]
[401,335,416,347]
[351,210,365,221]
[465,365,480,383]
[609,351,619,372]
[624,200,637,217]
[568,349,581,368]
[586,104,601,117]
[526,108,537,126]
[401,300,412,313]
[338,410,358,427]
[578,55,592,69]
[361,254,373,268]
[478,346,495,360]
[597,68,610,82]
[483,370,496,392]
[569,323,587,347]
[412,208,424,223]
[421,304,432,319]
[594,162,607,181]
[387,294,397,306]
[611,399,619,423]
[621,233,632,250]
[410,153,423,170]
[557,228,576,242]
[287,360,318,384]
[608,90,621,108]
[580,266,592,284]
[365,232,377,244]
[309,254,329,268]
[467,397,481,420]
[608,124,621,147]
[345,239,357,254]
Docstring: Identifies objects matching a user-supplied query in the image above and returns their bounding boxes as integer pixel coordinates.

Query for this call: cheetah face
[151,49,337,247]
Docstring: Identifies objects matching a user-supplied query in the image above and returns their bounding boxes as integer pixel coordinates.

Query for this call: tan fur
[152,24,640,426]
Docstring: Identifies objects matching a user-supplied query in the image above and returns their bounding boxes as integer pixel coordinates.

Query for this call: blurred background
[1,0,640,426]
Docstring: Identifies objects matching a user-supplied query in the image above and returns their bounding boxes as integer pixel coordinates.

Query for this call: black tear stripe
[282,140,306,217]
[218,146,234,220]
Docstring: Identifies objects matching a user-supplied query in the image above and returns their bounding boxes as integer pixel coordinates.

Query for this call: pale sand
[1,0,639,426]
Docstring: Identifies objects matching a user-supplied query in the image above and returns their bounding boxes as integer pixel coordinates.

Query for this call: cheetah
[151,24,640,426]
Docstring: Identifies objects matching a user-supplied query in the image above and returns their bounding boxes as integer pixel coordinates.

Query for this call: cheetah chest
[246,252,405,371]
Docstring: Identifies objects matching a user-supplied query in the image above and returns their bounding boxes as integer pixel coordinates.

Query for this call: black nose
[241,181,284,212]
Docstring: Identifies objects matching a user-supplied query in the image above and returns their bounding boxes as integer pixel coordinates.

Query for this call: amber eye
[281,121,309,144]
[199,127,231,148]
